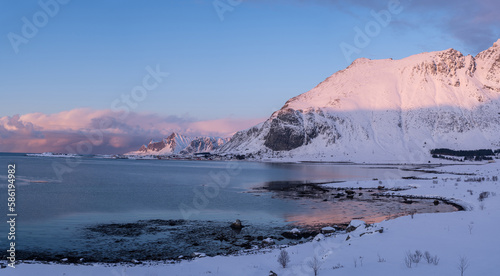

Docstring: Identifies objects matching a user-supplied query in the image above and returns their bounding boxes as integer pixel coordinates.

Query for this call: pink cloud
[187,118,266,137]
[0,109,264,154]
[18,108,107,131]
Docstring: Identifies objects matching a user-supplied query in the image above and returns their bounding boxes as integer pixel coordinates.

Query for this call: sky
[0,0,499,153]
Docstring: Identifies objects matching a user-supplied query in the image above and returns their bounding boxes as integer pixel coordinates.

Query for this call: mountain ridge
[218,40,500,162]
[126,133,229,156]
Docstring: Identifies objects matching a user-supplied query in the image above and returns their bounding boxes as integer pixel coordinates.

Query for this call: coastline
[4,161,499,275]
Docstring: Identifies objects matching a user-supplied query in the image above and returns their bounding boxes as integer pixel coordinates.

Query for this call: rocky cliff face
[127,133,229,156]
[219,40,500,162]
[180,137,229,155]
[132,133,193,155]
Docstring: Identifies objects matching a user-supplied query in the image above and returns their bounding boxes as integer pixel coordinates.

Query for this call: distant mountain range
[126,40,500,162]
[126,133,229,156]
[217,39,500,162]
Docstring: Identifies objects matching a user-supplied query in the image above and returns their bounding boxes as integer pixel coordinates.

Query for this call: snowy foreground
[6,162,500,276]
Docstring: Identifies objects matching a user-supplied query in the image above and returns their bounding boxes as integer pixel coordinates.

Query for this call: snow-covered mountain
[180,137,229,155]
[126,133,229,156]
[219,39,500,162]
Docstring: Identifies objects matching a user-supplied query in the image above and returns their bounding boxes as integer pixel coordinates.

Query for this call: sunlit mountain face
[220,40,500,162]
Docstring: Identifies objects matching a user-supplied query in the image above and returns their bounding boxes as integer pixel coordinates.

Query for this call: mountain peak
[166,132,180,140]
[474,39,500,88]
[493,38,500,48]
[281,46,486,112]
[219,42,500,161]
[476,39,500,58]
[349,57,372,67]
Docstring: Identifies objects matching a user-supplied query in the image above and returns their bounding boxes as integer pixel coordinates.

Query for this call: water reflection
[261,181,459,226]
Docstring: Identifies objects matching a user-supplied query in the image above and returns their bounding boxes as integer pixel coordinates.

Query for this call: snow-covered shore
[5,162,500,276]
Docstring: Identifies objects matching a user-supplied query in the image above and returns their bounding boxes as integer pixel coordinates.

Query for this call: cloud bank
[0,108,264,154]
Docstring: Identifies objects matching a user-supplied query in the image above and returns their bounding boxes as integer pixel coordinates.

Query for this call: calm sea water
[0,153,430,261]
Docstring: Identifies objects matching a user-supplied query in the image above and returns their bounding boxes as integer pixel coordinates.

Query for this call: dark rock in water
[345,235,351,241]
[345,190,356,195]
[232,228,242,234]
[269,271,278,276]
[215,233,229,243]
[243,235,254,241]
[281,229,318,240]
[433,200,440,205]
[230,219,244,230]
[240,242,252,249]
[301,231,319,239]
[87,222,147,237]
[281,231,302,240]
[402,198,414,204]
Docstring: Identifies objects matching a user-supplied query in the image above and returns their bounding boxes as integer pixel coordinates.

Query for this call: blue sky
[2,0,498,119]
[0,0,499,153]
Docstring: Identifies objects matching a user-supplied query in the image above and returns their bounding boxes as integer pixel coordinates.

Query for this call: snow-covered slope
[219,39,500,162]
[126,133,229,156]
[126,133,193,155]
[180,137,229,155]
[8,162,500,275]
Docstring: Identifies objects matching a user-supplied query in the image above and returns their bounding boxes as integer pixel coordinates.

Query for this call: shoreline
[3,161,499,275]
[5,165,465,266]
[22,151,495,166]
